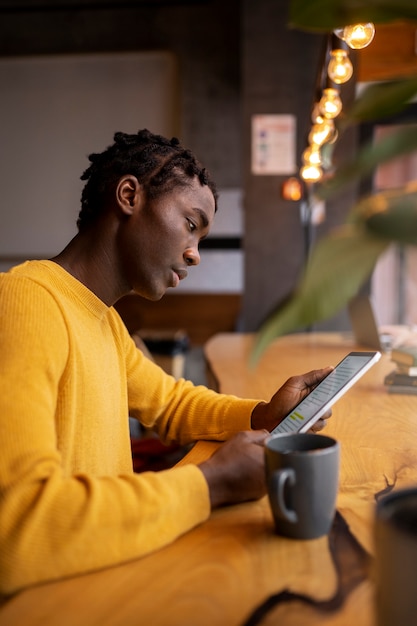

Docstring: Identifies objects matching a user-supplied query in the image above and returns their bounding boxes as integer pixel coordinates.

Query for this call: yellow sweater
[0,261,258,595]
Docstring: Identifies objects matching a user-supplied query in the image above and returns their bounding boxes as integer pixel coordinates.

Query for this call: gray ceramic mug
[374,488,417,626]
[265,433,340,539]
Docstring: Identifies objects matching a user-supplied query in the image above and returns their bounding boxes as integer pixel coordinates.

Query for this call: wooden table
[1,331,417,626]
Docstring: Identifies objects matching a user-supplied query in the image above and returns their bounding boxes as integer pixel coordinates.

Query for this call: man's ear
[116,175,143,216]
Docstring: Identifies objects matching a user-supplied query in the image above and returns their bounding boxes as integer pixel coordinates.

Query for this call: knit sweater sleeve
[121,316,259,445]
[0,276,215,595]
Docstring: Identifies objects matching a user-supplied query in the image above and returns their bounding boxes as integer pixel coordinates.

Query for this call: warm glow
[335,23,375,49]
[327,49,353,84]
[311,103,323,124]
[308,119,335,147]
[281,177,303,201]
[300,164,323,183]
[302,144,322,166]
[319,88,342,119]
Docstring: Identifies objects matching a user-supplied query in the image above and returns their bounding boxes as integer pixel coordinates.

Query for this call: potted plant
[253,0,417,362]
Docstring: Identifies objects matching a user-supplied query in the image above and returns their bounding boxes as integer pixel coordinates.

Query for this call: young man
[0,129,332,596]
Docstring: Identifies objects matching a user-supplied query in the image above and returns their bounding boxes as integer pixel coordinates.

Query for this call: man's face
[119,177,216,300]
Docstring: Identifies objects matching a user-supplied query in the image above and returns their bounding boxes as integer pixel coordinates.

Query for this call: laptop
[348,294,394,353]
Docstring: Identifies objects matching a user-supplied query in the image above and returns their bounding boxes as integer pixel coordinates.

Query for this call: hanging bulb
[308,118,335,147]
[318,88,342,119]
[334,23,375,49]
[302,144,322,166]
[311,102,322,124]
[300,163,323,183]
[327,49,353,84]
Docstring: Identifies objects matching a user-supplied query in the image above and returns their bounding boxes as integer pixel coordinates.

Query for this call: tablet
[270,351,381,436]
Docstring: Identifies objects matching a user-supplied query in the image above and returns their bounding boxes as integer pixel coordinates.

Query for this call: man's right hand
[198,430,269,509]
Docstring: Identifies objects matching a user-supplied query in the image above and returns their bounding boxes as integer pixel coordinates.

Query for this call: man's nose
[184,247,200,266]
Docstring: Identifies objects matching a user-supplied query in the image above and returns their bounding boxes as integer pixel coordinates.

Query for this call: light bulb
[300,164,323,183]
[327,49,353,84]
[318,88,342,119]
[308,119,335,147]
[302,144,322,166]
[311,103,322,124]
[281,177,303,201]
[335,23,375,49]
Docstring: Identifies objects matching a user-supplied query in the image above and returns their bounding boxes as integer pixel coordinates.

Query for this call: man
[0,129,332,596]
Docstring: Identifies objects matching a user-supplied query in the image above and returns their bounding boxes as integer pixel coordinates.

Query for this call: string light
[327,49,353,84]
[318,88,343,119]
[308,118,335,147]
[311,103,323,124]
[302,144,322,166]
[299,23,375,186]
[300,163,323,183]
[334,23,375,49]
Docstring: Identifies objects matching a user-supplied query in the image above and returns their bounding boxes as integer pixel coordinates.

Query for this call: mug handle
[272,468,298,523]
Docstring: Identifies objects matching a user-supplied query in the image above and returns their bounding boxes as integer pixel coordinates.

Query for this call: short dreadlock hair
[77,129,218,231]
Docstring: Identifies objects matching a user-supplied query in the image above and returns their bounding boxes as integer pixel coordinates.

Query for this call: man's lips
[174,268,188,281]
[171,268,188,288]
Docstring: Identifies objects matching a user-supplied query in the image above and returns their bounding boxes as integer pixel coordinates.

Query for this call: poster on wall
[251,114,296,175]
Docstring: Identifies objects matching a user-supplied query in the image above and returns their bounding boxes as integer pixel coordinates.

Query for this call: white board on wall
[175,188,244,293]
[0,51,178,260]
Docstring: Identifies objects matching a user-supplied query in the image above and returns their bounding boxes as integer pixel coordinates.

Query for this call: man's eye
[187,219,196,232]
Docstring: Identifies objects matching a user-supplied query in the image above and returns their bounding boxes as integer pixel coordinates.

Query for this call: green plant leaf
[289,0,417,32]
[251,225,388,364]
[352,183,417,244]
[342,79,417,126]
[318,125,417,199]
[253,0,417,366]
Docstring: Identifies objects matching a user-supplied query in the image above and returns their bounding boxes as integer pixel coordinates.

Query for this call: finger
[309,418,327,433]
[302,366,334,390]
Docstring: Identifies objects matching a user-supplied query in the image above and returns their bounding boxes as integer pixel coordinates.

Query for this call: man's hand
[198,368,334,510]
[250,366,334,433]
[198,430,269,509]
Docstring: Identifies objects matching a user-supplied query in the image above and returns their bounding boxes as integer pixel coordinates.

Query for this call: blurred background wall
[0,0,415,337]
